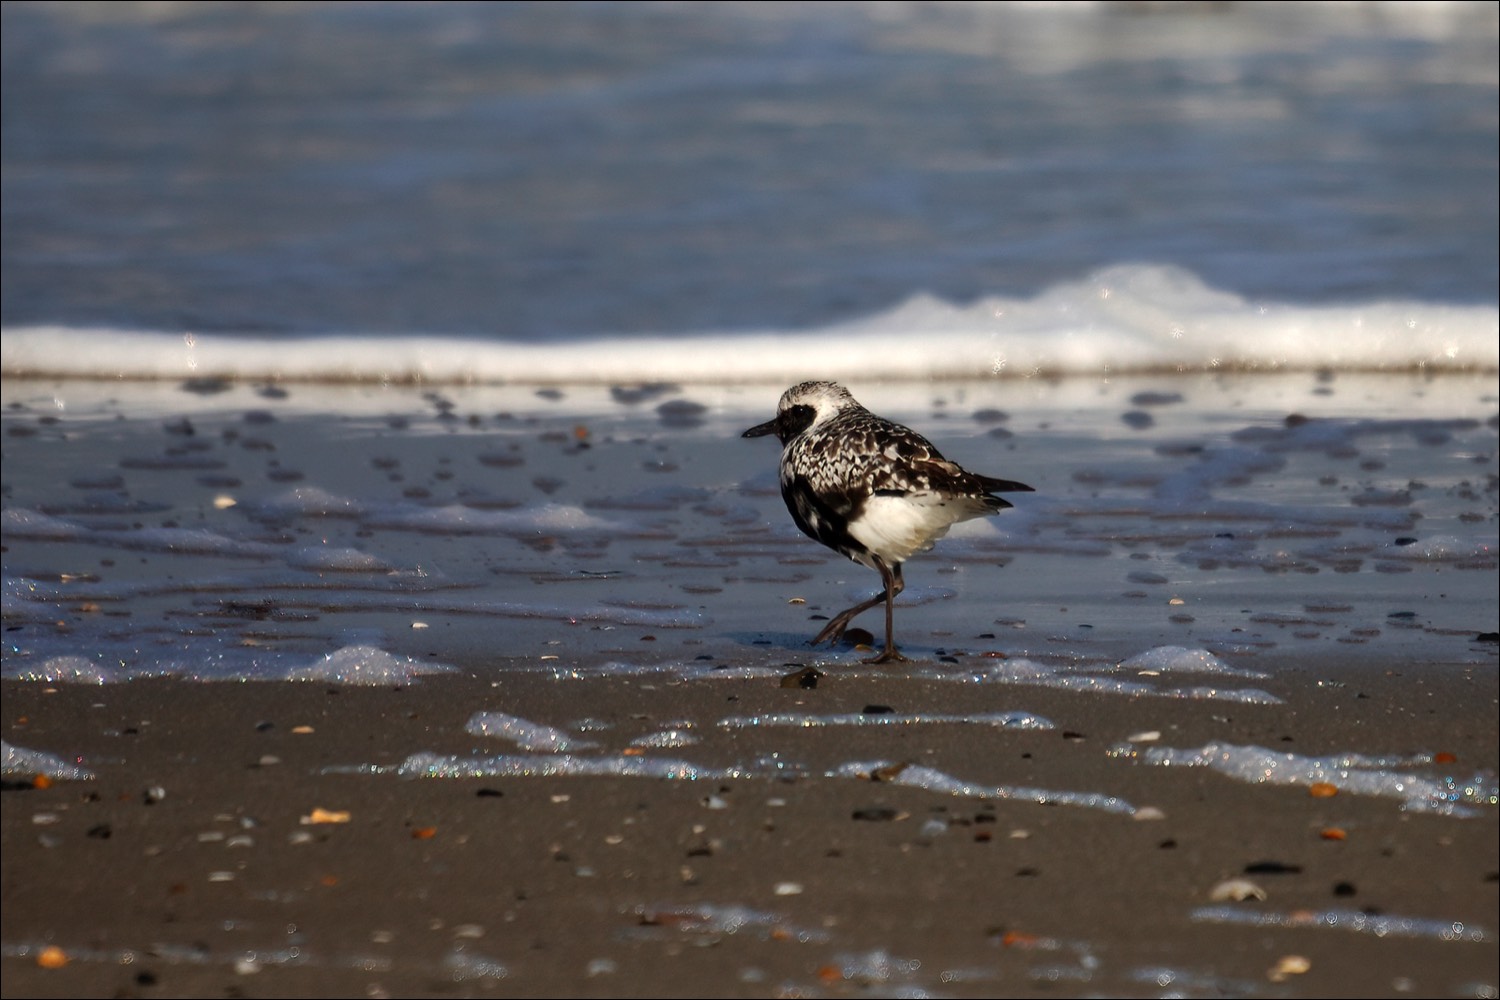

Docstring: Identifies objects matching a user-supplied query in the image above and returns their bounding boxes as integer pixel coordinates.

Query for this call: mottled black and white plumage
[743,381,1033,663]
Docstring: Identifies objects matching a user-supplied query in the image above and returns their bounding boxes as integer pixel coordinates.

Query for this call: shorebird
[743,381,1033,663]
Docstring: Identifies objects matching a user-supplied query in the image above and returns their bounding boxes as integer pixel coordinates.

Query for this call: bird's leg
[810,560,910,663]
[863,561,908,664]
[810,587,887,647]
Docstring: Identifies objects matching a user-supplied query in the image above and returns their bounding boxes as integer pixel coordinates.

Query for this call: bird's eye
[780,404,817,435]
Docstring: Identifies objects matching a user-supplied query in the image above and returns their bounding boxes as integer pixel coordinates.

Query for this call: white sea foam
[717,710,1054,730]
[629,729,700,749]
[946,654,1282,704]
[367,502,622,536]
[1190,905,1492,943]
[284,546,392,572]
[1116,646,1264,676]
[631,903,829,944]
[2,740,95,780]
[464,711,598,753]
[389,746,1137,816]
[396,751,724,781]
[282,645,458,685]
[830,760,1139,815]
[1377,535,1495,562]
[2,655,121,685]
[1114,740,1499,815]
[2,509,279,558]
[254,487,369,518]
[3,267,1494,383]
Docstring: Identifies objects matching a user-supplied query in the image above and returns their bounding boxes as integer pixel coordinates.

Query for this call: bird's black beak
[742,418,778,439]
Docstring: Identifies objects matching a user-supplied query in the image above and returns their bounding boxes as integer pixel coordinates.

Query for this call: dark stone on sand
[1244,860,1302,875]
[780,666,822,689]
[852,807,900,822]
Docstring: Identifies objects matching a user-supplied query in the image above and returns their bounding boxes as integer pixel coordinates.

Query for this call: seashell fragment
[1209,878,1268,902]
[1268,954,1311,981]
[301,807,351,824]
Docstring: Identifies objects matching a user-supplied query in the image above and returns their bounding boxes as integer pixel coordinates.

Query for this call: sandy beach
[2,373,1497,998]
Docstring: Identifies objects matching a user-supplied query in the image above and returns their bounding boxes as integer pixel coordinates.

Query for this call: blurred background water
[1,1,1496,374]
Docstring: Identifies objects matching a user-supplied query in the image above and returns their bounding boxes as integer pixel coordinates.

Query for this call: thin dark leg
[864,561,907,664]
[810,559,910,663]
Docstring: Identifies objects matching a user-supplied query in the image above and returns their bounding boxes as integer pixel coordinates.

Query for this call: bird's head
[742,381,860,444]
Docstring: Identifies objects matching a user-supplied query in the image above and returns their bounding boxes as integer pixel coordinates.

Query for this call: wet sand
[2,374,1497,997]
[2,659,1497,999]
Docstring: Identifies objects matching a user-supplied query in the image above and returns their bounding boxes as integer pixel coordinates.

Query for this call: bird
[743,381,1033,663]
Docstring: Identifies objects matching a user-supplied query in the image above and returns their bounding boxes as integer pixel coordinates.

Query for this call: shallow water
[4,373,1494,686]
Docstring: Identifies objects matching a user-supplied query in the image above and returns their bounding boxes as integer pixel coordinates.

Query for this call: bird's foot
[862,647,908,665]
[811,618,850,647]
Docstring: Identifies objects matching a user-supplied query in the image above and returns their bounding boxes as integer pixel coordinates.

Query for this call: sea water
[1,1,1495,379]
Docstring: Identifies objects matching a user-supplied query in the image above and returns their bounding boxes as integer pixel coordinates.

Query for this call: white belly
[846,492,991,565]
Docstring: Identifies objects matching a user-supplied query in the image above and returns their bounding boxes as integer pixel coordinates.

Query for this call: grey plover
[743,381,1033,663]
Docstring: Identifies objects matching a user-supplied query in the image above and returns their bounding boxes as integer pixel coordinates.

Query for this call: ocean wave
[3,266,1494,384]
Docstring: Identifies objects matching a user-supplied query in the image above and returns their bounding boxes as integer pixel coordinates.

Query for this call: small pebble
[1268,954,1311,981]
[1210,878,1268,902]
[36,945,68,969]
[301,808,351,824]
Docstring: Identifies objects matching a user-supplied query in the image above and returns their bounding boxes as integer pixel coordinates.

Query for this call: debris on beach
[301,807,352,824]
